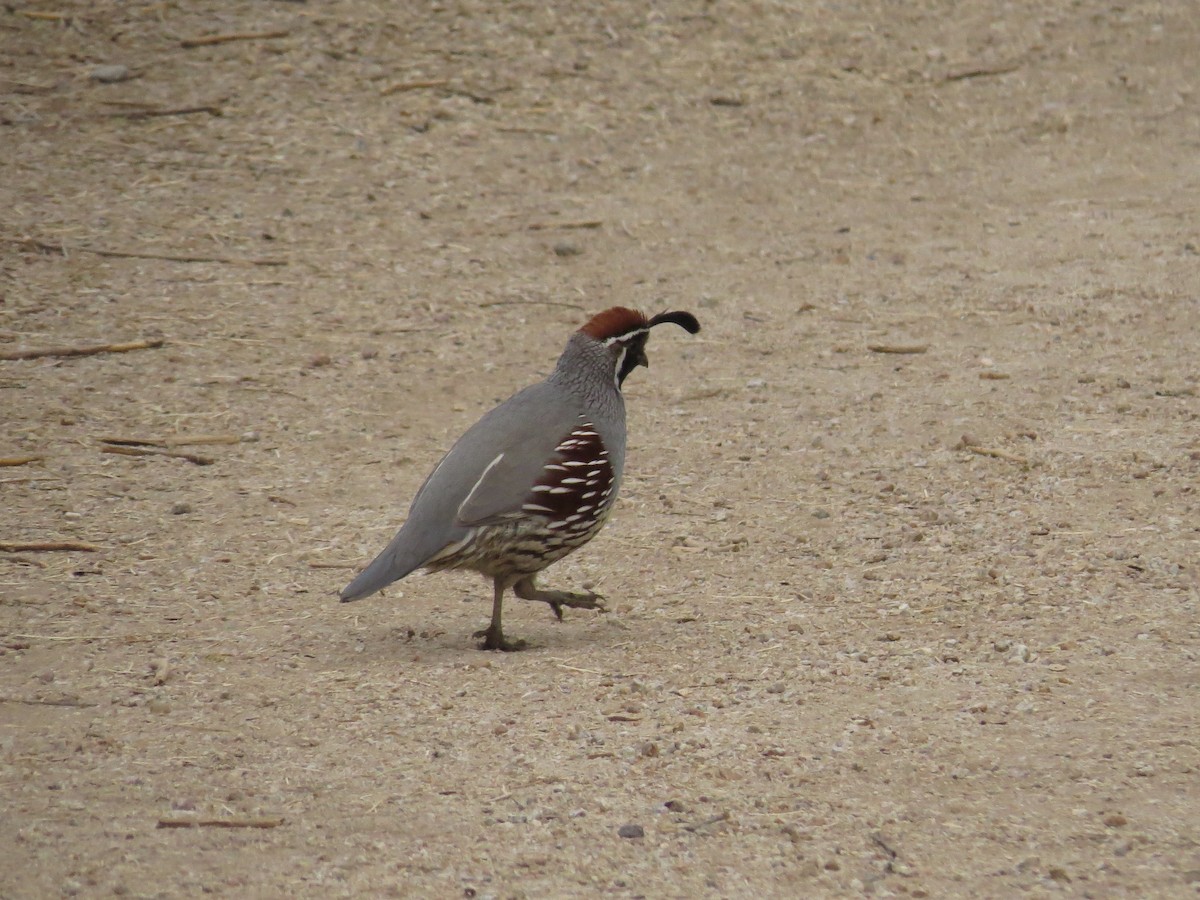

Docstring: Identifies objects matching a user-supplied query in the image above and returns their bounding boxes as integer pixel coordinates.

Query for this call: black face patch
[616,334,649,385]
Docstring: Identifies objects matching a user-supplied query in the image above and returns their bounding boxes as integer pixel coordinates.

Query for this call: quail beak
[635,347,649,369]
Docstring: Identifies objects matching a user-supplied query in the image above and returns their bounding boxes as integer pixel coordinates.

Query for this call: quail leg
[513,575,606,621]
[474,578,527,651]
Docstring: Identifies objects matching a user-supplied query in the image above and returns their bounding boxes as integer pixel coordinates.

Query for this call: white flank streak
[460,452,506,515]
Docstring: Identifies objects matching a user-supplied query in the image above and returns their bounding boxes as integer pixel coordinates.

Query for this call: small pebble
[553,242,581,257]
[617,823,645,839]
[90,64,131,83]
[1103,813,1127,827]
[171,502,192,515]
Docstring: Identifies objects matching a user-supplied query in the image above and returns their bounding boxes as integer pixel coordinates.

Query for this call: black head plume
[648,310,701,334]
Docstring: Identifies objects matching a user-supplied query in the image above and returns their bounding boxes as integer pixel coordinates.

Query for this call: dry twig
[0,455,44,467]
[872,832,900,859]
[180,30,290,48]
[527,220,604,231]
[684,812,730,832]
[4,236,286,266]
[99,434,241,449]
[0,339,163,362]
[101,105,223,120]
[379,79,492,103]
[0,695,97,708]
[965,445,1030,465]
[942,62,1022,82]
[17,10,69,20]
[1,79,56,94]
[157,816,285,829]
[379,79,449,97]
[867,343,928,355]
[479,299,586,311]
[0,541,99,552]
[0,554,46,567]
[101,445,213,466]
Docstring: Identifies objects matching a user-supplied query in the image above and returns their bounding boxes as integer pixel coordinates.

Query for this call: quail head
[340,306,701,650]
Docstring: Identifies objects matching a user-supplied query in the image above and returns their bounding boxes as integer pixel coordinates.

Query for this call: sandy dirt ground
[2,1,1198,897]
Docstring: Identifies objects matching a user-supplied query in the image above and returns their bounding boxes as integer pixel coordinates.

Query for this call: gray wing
[444,382,584,526]
[340,381,581,602]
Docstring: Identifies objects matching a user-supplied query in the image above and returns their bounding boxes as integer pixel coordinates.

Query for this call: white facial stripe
[612,346,627,388]
[602,327,649,346]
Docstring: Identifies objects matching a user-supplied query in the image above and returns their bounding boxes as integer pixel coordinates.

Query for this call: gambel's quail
[340,306,701,650]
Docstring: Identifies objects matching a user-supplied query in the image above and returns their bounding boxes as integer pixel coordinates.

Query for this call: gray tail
[339,532,424,603]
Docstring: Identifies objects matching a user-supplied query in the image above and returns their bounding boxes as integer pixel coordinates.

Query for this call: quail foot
[340,307,700,650]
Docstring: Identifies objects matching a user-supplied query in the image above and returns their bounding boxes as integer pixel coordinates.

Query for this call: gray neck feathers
[549,333,624,414]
